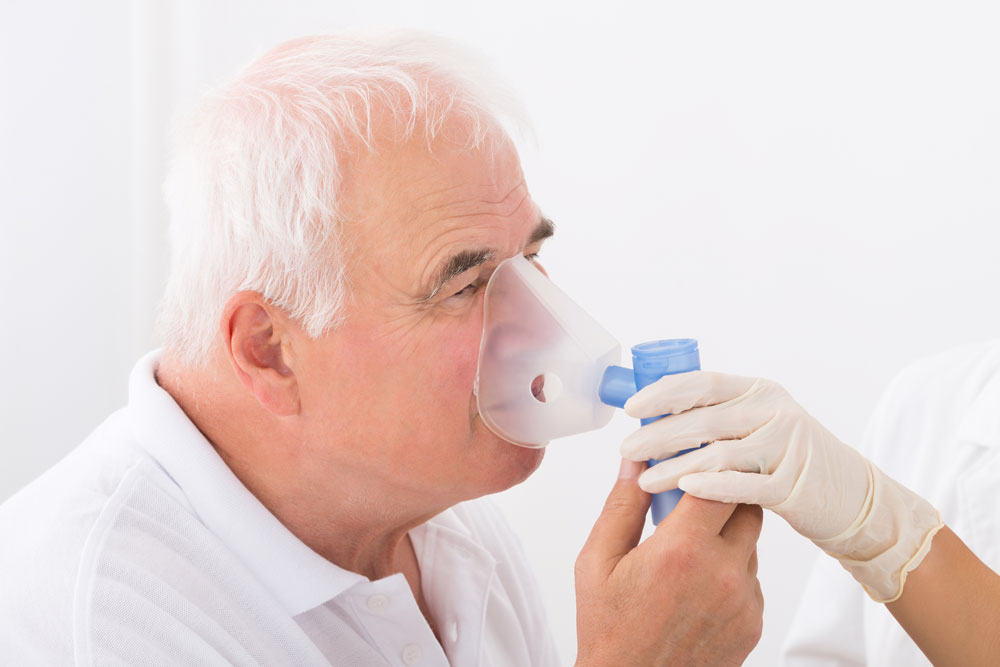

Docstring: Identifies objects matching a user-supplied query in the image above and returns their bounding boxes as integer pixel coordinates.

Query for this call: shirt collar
[955,351,1000,449]
[408,510,498,665]
[127,350,364,616]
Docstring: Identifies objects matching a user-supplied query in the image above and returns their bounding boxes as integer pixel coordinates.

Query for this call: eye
[524,251,547,276]
[447,252,543,300]
[450,282,480,299]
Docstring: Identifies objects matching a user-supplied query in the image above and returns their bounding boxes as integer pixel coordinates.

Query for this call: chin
[475,429,546,495]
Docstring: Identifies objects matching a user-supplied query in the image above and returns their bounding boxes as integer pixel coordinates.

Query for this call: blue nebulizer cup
[474,255,702,525]
[598,339,702,525]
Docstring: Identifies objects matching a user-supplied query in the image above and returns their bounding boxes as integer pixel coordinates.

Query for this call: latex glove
[620,371,943,603]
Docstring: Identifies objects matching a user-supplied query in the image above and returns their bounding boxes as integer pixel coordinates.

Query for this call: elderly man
[0,33,763,666]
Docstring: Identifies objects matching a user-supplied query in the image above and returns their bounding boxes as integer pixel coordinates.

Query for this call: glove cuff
[812,462,943,603]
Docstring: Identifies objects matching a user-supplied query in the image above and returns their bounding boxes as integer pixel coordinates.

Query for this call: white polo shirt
[0,351,561,666]
[782,339,1000,666]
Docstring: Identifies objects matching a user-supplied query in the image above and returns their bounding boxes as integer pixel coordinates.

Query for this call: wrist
[809,460,876,554]
[817,462,944,602]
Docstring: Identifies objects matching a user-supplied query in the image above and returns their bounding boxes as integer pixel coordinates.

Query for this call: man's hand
[574,459,764,667]
[620,371,942,603]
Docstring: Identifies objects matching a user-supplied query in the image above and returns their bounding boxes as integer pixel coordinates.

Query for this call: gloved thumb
[579,460,652,574]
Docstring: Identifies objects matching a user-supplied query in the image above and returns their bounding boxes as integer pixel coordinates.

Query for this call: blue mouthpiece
[599,338,701,525]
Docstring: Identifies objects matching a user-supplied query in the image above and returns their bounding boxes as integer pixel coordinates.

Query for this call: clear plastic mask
[474,255,621,448]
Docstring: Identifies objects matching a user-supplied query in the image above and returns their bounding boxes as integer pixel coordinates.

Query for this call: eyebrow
[527,216,556,246]
[423,217,556,301]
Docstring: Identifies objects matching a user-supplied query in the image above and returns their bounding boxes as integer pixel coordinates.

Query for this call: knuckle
[737,581,765,645]
[707,372,729,396]
[735,503,764,528]
[747,600,765,643]
[765,378,790,400]
[602,494,639,518]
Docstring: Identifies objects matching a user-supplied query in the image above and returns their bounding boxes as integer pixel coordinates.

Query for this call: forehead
[342,132,536,289]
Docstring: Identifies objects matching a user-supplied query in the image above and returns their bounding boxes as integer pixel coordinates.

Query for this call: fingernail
[618,458,644,480]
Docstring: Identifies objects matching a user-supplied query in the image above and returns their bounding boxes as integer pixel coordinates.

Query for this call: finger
[636,436,765,494]
[720,504,763,562]
[678,470,793,507]
[579,459,652,574]
[620,399,770,462]
[655,493,739,537]
[634,412,789,494]
[623,371,757,420]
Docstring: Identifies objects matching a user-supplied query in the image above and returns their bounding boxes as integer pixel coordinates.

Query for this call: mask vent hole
[531,372,563,403]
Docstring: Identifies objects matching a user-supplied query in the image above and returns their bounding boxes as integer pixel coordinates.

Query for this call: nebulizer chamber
[599,339,702,524]
[474,255,702,524]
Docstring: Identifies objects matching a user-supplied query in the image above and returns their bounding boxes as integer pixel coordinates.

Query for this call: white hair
[157,30,530,368]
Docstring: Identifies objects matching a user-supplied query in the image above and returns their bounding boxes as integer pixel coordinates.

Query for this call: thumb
[579,460,652,574]
[679,470,786,506]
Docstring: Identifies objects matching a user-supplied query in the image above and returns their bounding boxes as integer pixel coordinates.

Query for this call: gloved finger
[620,399,771,462]
[635,440,742,493]
[678,470,793,507]
[623,371,757,420]
[637,422,793,495]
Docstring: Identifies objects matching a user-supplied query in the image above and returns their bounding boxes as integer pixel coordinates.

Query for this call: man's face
[292,130,552,509]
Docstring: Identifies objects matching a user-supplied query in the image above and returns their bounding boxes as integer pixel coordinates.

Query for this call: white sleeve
[784,341,1000,665]
[780,554,867,667]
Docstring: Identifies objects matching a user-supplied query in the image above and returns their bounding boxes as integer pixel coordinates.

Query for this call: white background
[2,1,999,664]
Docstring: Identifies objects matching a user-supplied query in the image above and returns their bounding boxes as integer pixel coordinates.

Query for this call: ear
[221,291,300,417]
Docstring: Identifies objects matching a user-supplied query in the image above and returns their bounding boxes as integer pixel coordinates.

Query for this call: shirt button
[447,621,459,643]
[366,594,389,612]
[401,643,421,665]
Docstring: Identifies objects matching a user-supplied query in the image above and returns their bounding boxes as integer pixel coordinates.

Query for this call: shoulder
[884,339,1000,402]
[860,339,1000,481]
[0,409,271,666]
[0,409,154,662]
[70,461,303,666]
[0,408,149,586]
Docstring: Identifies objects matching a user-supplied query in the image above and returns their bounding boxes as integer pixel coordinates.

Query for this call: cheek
[427,308,485,399]
[325,301,486,441]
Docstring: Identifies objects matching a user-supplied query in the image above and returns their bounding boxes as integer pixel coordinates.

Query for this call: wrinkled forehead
[340,129,535,286]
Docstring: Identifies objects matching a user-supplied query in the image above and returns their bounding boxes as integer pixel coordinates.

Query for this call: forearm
[886,526,1000,666]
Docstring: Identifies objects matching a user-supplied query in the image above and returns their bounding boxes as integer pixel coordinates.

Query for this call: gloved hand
[620,371,943,603]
